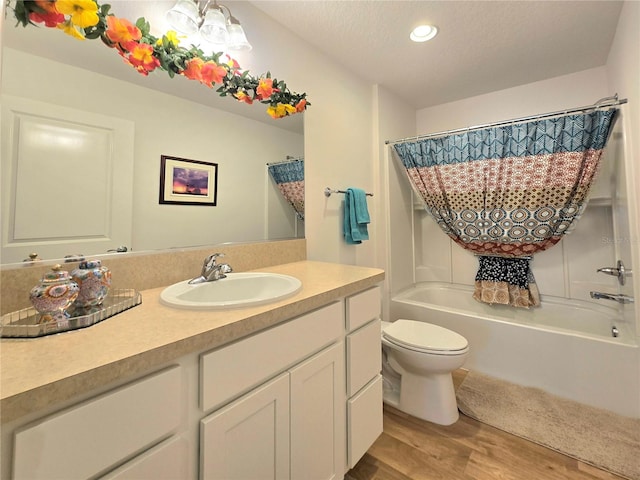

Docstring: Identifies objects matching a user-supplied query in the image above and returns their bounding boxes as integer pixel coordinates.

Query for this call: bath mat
[456,371,640,480]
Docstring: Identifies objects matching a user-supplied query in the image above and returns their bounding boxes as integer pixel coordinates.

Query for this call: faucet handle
[596,260,632,286]
[204,252,224,265]
[200,253,224,276]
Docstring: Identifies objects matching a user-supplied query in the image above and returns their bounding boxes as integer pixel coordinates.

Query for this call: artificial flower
[225,55,241,72]
[30,9,65,26]
[128,43,160,75]
[295,98,307,113]
[57,19,85,39]
[257,77,278,100]
[234,91,253,105]
[55,0,99,28]
[156,30,181,47]
[267,103,296,119]
[200,61,228,86]
[29,0,64,27]
[182,58,227,86]
[105,16,141,51]
[182,58,205,82]
[34,0,60,13]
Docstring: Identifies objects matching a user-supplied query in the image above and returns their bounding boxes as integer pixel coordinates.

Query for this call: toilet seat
[382,319,468,355]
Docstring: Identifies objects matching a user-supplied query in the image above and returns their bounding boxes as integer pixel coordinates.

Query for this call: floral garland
[11,0,309,118]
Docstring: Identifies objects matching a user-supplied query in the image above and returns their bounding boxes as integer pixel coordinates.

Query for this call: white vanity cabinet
[200,302,345,480]
[4,282,384,480]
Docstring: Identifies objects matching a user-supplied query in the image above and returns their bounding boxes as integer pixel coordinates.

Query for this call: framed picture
[159,155,218,206]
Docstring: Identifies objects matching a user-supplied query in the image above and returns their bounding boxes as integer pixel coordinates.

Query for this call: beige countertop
[0,261,384,424]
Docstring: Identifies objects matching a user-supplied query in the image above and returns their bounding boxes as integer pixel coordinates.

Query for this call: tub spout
[590,291,634,304]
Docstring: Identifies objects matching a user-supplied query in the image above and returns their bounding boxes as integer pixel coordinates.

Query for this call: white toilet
[381,319,469,426]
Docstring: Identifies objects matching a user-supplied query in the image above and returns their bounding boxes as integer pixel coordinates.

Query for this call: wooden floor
[347,370,626,480]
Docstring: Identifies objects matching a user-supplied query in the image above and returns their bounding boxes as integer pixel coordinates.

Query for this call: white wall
[1,48,303,255]
[372,85,416,322]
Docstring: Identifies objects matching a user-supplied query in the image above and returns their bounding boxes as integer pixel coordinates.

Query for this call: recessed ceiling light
[410,24,438,43]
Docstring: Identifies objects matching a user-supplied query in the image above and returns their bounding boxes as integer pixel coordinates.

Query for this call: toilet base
[398,370,459,426]
[382,375,400,408]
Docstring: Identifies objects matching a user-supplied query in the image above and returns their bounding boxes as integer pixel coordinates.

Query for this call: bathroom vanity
[0,260,384,479]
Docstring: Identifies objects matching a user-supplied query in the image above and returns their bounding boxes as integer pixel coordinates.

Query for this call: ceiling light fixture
[410,24,438,43]
[166,0,252,51]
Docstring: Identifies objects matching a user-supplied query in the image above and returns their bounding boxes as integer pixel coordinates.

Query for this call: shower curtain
[393,109,618,308]
[268,159,305,220]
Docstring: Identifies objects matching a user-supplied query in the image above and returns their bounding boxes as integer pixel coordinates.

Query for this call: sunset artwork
[172,167,209,196]
[160,155,217,206]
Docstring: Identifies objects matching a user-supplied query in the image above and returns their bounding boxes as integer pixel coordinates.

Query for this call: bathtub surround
[456,371,640,480]
[391,107,620,308]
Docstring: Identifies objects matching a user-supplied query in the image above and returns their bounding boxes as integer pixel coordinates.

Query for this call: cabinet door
[200,373,290,480]
[348,375,383,468]
[290,343,345,480]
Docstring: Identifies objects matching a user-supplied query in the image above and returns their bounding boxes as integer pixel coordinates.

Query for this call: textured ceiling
[251,0,624,109]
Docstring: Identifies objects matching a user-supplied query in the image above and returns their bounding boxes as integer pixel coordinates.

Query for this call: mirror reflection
[1,2,305,264]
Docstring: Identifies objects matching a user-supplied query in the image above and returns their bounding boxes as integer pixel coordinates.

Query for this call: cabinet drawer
[201,301,343,411]
[346,286,381,331]
[347,375,383,468]
[101,436,189,480]
[347,319,381,396]
[13,366,182,480]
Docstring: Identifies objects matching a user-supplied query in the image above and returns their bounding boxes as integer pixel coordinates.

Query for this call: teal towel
[344,188,370,244]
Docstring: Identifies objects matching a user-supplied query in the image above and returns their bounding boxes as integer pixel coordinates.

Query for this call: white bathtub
[391,282,640,418]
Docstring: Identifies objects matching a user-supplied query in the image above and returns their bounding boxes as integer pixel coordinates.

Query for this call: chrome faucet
[590,291,634,304]
[189,253,233,284]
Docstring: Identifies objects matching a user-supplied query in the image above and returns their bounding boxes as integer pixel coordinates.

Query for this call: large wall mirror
[1,1,305,265]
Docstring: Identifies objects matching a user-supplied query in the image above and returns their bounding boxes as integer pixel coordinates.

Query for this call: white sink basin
[159,272,302,310]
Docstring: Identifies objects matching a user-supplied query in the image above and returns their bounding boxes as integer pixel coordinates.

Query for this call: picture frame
[159,155,218,206]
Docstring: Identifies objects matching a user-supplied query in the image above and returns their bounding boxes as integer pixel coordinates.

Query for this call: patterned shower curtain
[268,159,305,220]
[393,109,618,308]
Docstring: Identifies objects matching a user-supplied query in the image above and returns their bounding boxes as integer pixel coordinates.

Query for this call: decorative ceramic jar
[71,259,112,308]
[29,264,80,323]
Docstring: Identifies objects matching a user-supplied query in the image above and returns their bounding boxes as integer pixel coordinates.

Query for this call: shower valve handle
[597,260,632,286]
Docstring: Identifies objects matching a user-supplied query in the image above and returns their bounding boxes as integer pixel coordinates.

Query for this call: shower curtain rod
[266,155,303,165]
[384,94,627,146]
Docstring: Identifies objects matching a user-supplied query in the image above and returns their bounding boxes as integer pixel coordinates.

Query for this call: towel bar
[324,187,373,197]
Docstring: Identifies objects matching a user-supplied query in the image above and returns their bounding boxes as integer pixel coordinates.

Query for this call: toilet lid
[383,319,468,353]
